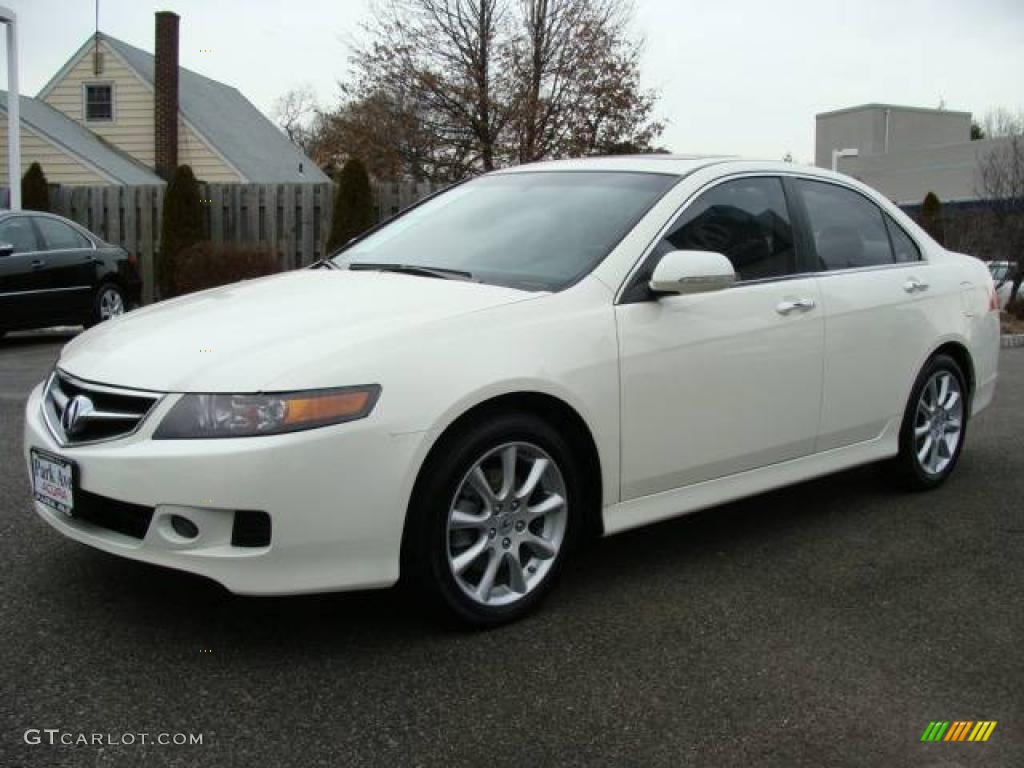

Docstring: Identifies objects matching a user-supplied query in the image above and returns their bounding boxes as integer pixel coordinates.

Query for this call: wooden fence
[2,179,441,303]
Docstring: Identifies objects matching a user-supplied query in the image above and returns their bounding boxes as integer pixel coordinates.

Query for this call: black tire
[888,353,969,491]
[86,282,126,328]
[403,411,582,627]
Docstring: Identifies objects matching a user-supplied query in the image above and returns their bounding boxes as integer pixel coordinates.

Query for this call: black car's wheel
[404,412,582,626]
[889,353,969,490]
[87,283,126,327]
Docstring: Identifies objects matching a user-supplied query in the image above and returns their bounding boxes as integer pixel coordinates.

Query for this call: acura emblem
[62,394,95,437]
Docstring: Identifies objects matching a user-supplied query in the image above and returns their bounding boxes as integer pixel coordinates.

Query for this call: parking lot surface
[1,332,1022,767]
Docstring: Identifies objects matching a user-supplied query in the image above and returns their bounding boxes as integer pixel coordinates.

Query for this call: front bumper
[23,382,423,594]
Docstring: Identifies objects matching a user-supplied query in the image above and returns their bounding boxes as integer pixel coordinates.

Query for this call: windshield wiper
[347,262,474,281]
[309,258,339,270]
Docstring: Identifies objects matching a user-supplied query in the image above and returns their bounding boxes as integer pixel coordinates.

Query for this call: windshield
[331,171,677,291]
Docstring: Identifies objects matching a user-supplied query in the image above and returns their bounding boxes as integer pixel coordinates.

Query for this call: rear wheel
[889,354,968,490]
[87,283,126,327]
[404,412,581,626]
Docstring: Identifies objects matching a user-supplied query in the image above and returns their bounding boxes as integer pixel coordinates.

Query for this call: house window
[85,84,113,121]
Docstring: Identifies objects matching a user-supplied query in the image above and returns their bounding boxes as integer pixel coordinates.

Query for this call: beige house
[1,12,326,188]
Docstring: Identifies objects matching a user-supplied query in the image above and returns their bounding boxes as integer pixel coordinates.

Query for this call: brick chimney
[154,11,179,180]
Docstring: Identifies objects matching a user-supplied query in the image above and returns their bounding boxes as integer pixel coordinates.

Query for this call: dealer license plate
[31,449,75,517]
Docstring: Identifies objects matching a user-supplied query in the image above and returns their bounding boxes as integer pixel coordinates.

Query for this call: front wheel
[404,412,581,626]
[889,353,968,490]
[87,283,126,327]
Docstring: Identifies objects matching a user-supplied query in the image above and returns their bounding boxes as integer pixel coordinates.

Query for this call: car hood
[59,269,543,392]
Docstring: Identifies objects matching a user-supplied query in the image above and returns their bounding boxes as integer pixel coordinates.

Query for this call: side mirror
[649,250,735,296]
[0,242,13,258]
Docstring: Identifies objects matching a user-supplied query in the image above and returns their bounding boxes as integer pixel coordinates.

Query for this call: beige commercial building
[815,104,1011,206]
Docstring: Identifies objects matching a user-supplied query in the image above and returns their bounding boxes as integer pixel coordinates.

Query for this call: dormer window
[84,83,113,122]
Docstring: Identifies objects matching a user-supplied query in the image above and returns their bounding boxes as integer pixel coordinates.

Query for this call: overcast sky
[2,0,1022,162]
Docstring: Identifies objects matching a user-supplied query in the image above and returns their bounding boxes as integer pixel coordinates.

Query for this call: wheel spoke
[516,457,549,500]
[944,417,961,433]
[527,493,564,520]
[943,391,960,412]
[525,533,557,560]
[917,435,933,464]
[450,506,488,530]
[937,374,950,408]
[914,421,931,438]
[475,549,501,602]
[505,551,527,594]
[498,445,517,500]
[469,466,498,509]
[452,535,488,574]
[927,435,941,469]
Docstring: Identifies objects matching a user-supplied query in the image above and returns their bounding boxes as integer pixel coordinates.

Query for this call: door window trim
[789,176,926,275]
[616,171,930,303]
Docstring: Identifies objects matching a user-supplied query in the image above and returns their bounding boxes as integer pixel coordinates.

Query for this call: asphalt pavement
[1,331,1022,767]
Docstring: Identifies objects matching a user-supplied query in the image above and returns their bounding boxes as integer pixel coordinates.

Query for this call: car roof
[492,155,860,184]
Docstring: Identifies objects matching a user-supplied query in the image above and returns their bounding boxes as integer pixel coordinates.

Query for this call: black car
[0,210,141,337]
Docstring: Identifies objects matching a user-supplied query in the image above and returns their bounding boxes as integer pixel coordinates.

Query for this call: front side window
[798,180,895,270]
[0,217,40,253]
[658,177,796,282]
[35,218,91,250]
[85,84,113,121]
[332,172,677,291]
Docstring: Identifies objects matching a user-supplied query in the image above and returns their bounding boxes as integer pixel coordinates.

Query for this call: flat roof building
[814,103,1011,206]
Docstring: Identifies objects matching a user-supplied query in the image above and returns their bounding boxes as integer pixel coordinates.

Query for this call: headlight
[153,385,381,439]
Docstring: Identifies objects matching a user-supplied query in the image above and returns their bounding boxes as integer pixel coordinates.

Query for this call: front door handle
[903,278,929,293]
[30,259,45,270]
[776,297,816,315]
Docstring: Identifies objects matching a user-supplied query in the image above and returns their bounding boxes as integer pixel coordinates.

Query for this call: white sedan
[23,157,1000,625]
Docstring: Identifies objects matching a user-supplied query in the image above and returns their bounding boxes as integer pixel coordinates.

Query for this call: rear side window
[35,217,91,250]
[659,176,796,281]
[797,180,895,270]
[885,216,921,262]
[0,217,39,253]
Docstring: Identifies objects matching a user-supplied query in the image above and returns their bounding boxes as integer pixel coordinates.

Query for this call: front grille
[43,370,162,445]
[74,489,154,539]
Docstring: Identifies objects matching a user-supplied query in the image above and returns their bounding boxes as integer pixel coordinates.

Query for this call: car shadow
[55,461,895,651]
[1,328,80,347]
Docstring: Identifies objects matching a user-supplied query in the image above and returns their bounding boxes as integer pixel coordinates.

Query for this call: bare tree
[977,132,1024,305]
[981,108,1024,139]
[272,85,318,151]
[334,0,662,181]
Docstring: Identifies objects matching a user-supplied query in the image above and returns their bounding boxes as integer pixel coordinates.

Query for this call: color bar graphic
[921,721,996,742]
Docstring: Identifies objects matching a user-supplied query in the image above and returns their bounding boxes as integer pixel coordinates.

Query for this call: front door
[616,176,825,500]
[0,216,47,329]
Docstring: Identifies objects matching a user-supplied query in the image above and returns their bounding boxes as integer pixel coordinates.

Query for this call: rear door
[791,178,935,451]
[32,216,96,321]
[0,216,47,328]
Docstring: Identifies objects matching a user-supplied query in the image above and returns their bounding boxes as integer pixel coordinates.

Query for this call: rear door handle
[776,297,816,315]
[30,259,46,270]
[903,278,929,293]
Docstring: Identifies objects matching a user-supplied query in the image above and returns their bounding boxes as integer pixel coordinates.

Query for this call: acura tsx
[23,156,1000,625]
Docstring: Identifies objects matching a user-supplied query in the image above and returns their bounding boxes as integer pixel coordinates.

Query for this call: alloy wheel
[913,370,964,476]
[99,288,125,320]
[446,441,568,607]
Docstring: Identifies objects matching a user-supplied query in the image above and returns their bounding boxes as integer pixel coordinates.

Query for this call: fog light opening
[170,515,199,540]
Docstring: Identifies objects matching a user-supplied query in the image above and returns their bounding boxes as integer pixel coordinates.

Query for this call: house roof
[39,33,329,184]
[0,90,165,185]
